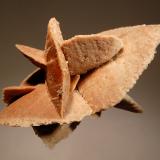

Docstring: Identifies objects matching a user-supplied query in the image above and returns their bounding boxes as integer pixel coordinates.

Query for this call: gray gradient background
[0,0,160,159]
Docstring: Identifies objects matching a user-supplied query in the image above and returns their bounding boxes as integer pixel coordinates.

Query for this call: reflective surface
[0,0,160,159]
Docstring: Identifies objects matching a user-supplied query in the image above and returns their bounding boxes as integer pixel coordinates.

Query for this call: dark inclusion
[25,69,46,86]
[69,121,80,130]
[33,123,60,136]
[33,121,81,137]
